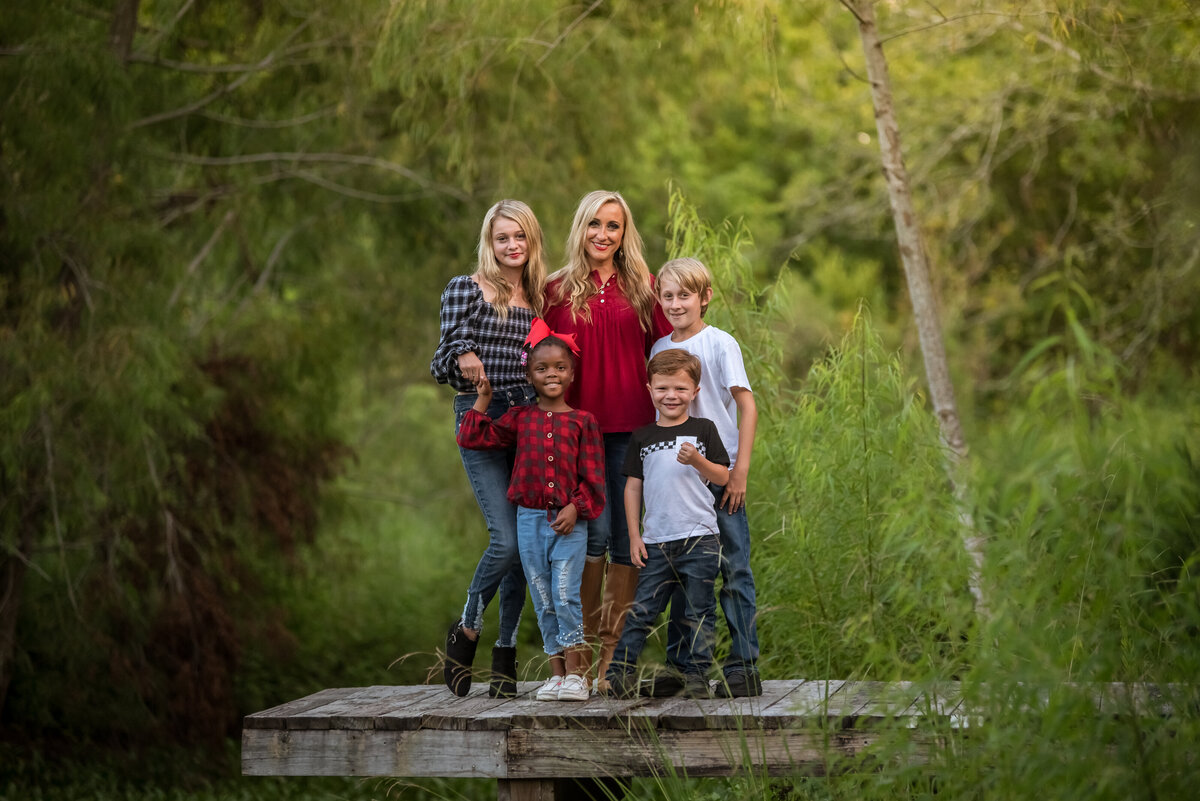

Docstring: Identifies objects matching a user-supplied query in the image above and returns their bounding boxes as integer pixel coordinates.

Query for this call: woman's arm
[430,277,483,384]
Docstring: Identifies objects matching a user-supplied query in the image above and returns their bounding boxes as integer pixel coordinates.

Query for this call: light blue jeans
[453,385,537,648]
[517,506,587,655]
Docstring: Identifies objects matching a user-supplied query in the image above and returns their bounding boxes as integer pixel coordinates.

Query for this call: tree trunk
[847,0,986,613]
[0,524,34,717]
[109,0,141,63]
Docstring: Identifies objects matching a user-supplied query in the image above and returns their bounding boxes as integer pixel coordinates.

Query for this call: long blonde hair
[475,199,547,318]
[549,190,657,331]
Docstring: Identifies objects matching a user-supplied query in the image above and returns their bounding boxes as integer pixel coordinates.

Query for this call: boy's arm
[721,387,757,512]
[677,443,730,487]
[624,477,648,568]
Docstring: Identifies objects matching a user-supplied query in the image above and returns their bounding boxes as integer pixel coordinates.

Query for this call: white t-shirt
[623,416,729,544]
[650,325,752,467]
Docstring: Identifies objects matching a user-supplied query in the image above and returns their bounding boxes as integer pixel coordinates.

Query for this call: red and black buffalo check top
[457,405,606,520]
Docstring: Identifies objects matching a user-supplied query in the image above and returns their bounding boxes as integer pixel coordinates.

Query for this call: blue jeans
[517,506,587,655]
[587,432,633,565]
[610,534,720,678]
[667,483,760,673]
[453,386,537,648]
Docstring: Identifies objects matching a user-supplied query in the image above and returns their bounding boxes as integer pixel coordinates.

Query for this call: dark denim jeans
[586,431,633,566]
[453,385,537,648]
[666,483,760,674]
[610,534,720,678]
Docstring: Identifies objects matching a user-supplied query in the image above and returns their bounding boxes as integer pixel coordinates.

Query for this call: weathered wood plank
[760,679,849,727]
[243,687,357,730]
[241,728,507,777]
[282,685,405,731]
[504,726,951,778]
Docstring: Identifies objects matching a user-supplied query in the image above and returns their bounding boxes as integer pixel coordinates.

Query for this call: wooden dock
[241,679,1174,800]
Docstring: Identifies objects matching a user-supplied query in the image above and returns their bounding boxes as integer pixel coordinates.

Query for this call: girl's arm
[721,387,757,513]
[456,399,517,450]
[570,417,607,521]
[624,477,648,568]
[471,376,493,413]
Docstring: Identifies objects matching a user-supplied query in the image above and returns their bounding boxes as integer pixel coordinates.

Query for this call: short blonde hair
[647,348,701,386]
[657,257,713,317]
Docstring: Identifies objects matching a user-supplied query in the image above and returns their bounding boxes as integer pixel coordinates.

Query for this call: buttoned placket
[545,410,556,491]
[598,273,615,305]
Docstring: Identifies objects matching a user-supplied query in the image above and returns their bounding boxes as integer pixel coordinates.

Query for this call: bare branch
[168,209,235,308]
[160,151,470,201]
[536,0,605,66]
[1007,19,1200,102]
[129,39,343,73]
[198,105,337,129]
[41,412,79,615]
[128,21,310,129]
[135,0,194,57]
[282,169,438,203]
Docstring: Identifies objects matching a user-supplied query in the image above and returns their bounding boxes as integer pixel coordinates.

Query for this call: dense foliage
[2,1,1197,798]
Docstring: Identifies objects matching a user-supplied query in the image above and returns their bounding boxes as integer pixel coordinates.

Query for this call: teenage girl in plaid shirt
[431,200,546,698]
[457,323,606,701]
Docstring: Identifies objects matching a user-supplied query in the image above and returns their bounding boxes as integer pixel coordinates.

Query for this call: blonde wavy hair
[549,190,657,331]
[475,199,547,319]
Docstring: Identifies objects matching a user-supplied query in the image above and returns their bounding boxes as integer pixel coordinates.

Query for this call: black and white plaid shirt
[430,275,535,393]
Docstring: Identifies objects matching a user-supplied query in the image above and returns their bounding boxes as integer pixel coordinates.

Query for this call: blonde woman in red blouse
[544,190,671,691]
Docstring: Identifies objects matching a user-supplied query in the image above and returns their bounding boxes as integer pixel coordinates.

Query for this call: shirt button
[546,432,553,438]
[547,455,555,462]
[600,299,605,303]
[548,481,555,488]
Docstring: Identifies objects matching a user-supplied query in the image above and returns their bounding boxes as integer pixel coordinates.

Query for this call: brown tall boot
[595,563,640,693]
[559,644,592,701]
[579,556,606,682]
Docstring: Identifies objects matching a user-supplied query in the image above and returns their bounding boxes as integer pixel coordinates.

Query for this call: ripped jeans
[516,506,587,655]
[454,387,536,647]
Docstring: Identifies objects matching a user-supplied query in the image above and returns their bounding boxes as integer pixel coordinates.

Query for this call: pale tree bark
[843,0,986,613]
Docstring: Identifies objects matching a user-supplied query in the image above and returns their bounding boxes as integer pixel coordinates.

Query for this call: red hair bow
[523,318,580,355]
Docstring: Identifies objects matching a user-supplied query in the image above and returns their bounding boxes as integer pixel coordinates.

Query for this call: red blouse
[544,273,672,434]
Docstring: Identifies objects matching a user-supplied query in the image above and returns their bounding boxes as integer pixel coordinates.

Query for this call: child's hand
[551,503,578,535]
[677,441,701,466]
[720,469,748,513]
[629,532,648,568]
[473,375,493,401]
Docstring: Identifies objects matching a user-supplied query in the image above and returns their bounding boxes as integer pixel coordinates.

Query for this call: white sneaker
[535,675,564,701]
[558,674,590,701]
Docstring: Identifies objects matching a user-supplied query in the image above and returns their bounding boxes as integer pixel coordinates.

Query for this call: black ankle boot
[489,646,518,698]
[443,620,478,697]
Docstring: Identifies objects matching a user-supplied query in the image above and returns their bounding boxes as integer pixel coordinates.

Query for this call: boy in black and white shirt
[605,349,729,698]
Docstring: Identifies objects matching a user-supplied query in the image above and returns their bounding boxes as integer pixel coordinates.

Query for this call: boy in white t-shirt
[604,349,730,699]
[649,258,762,698]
